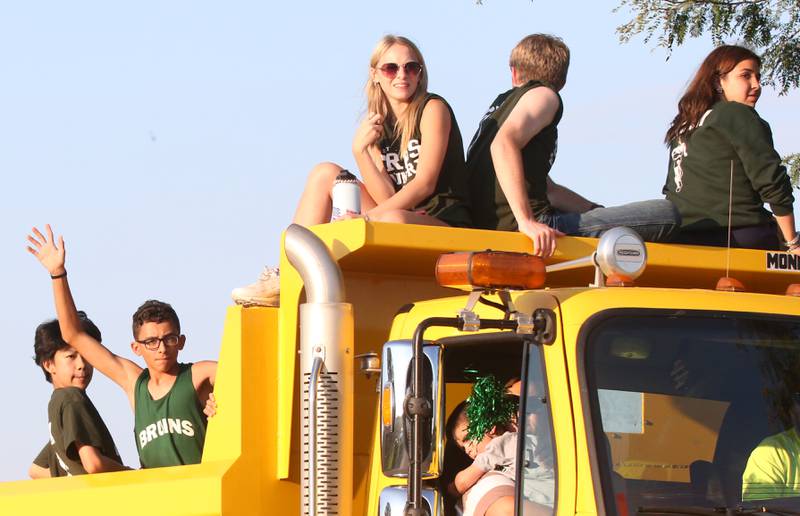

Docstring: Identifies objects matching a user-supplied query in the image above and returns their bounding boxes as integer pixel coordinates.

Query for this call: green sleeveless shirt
[134,363,207,468]
[466,81,563,230]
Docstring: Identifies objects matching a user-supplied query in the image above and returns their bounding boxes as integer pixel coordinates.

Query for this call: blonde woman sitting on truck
[232,35,471,307]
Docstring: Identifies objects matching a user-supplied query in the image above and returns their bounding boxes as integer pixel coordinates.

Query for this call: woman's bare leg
[293,162,342,226]
[486,495,514,516]
[293,162,377,226]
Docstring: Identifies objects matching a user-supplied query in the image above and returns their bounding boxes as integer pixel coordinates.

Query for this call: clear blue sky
[1,1,797,481]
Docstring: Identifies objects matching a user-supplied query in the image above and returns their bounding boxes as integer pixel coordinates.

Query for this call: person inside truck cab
[445,378,554,516]
[663,45,799,252]
[231,34,472,307]
[742,387,800,501]
[465,33,679,258]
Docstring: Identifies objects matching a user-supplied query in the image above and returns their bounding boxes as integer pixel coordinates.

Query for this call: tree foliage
[784,153,800,186]
[616,0,800,95]
[617,1,800,186]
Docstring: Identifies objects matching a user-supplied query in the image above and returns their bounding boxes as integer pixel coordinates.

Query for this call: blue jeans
[538,199,681,242]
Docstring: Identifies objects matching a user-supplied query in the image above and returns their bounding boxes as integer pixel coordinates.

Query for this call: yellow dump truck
[2,221,799,515]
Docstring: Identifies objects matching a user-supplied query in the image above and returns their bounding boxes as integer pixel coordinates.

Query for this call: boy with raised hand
[27,224,217,469]
[29,314,127,478]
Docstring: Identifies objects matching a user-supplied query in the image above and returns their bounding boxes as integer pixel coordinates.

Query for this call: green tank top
[466,81,563,230]
[133,363,207,468]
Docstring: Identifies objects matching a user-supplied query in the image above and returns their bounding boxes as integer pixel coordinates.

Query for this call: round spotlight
[595,227,647,281]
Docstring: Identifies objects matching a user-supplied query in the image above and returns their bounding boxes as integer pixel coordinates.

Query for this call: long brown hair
[666,45,761,144]
[365,35,429,158]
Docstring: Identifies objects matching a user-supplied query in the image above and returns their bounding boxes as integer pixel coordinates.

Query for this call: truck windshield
[584,311,800,513]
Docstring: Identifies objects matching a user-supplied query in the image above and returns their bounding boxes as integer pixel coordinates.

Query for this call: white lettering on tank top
[384,138,421,187]
[384,152,401,172]
[139,418,195,449]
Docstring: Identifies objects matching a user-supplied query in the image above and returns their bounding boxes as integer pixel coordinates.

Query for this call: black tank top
[378,93,472,227]
[466,81,563,230]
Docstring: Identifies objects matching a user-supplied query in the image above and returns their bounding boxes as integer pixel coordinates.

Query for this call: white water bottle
[331,169,361,221]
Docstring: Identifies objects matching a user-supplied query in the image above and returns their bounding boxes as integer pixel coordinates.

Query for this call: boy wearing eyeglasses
[27,225,217,469]
[29,315,127,478]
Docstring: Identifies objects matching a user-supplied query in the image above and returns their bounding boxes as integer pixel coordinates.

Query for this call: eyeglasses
[136,334,180,350]
[378,62,423,79]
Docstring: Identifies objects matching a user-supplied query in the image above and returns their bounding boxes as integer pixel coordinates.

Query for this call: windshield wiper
[734,506,800,516]
[637,506,800,516]
[637,507,718,516]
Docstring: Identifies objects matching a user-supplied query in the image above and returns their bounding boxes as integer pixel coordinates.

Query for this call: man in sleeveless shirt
[466,34,679,257]
[28,225,217,468]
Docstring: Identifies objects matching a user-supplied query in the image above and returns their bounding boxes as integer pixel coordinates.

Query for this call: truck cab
[1,221,799,516]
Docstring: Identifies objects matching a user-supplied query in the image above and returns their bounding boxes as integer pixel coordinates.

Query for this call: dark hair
[131,300,181,338]
[34,311,101,383]
[445,400,469,442]
[666,45,761,144]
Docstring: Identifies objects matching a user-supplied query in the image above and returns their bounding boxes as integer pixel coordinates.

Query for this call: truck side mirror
[380,340,442,478]
[377,485,441,516]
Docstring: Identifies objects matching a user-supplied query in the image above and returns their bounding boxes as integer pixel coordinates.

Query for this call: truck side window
[520,344,556,514]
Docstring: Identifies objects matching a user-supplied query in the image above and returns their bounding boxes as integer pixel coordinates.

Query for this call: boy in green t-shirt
[29,315,126,478]
[27,225,217,468]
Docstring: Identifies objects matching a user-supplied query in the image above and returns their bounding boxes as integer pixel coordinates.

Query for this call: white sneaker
[231,266,280,307]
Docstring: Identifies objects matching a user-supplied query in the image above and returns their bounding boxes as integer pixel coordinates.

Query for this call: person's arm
[26,225,143,404]
[28,464,51,479]
[29,444,51,479]
[490,88,564,257]
[453,462,488,495]
[353,113,396,203]
[366,99,451,217]
[30,443,51,478]
[775,213,800,255]
[76,443,128,474]
[546,177,599,213]
[717,104,797,246]
[192,360,218,409]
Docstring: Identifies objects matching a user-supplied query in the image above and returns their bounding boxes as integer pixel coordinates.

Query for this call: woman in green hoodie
[663,45,798,252]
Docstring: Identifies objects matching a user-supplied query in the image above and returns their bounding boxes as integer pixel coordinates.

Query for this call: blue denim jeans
[538,199,681,242]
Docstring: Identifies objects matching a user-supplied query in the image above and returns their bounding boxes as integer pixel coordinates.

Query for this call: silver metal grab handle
[307,356,324,516]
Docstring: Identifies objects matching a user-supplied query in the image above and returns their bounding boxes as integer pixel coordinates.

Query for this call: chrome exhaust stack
[285,224,354,516]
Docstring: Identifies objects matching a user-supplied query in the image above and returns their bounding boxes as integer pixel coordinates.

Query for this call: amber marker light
[381,385,394,428]
[435,251,546,290]
[786,284,800,297]
[715,277,746,292]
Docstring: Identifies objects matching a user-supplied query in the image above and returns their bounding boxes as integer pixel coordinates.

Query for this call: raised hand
[26,224,66,276]
[352,112,383,154]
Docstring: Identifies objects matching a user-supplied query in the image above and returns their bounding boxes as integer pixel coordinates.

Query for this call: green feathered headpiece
[465,375,518,442]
